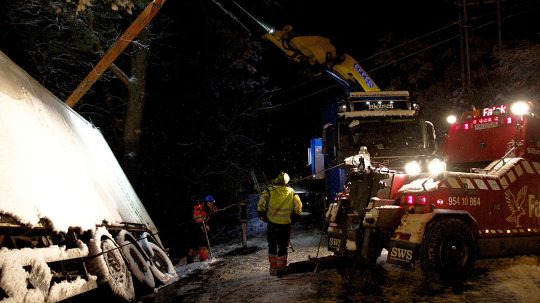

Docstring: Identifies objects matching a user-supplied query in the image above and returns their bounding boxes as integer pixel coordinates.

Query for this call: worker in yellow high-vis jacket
[257,172,302,276]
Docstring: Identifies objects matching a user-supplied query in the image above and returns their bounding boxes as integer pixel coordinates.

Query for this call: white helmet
[273,172,290,185]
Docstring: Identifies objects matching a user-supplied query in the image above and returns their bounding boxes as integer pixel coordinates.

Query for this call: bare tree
[1,0,155,183]
[494,41,540,100]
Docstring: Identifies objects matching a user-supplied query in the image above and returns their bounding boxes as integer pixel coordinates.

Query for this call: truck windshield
[339,119,426,157]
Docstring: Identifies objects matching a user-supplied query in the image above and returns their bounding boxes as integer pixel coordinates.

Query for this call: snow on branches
[68,0,135,14]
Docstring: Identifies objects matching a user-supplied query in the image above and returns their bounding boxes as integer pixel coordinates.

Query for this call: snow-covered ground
[146,223,540,303]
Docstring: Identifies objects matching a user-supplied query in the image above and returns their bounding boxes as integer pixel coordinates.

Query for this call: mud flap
[327,232,343,252]
[386,240,417,268]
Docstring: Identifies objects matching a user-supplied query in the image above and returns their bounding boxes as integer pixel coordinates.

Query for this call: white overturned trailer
[0,51,176,302]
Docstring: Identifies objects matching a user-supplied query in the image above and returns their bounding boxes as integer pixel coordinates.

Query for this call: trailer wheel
[145,242,177,285]
[116,230,155,289]
[137,231,156,254]
[420,218,476,283]
[89,228,135,301]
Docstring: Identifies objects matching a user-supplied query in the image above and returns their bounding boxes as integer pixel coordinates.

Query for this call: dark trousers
[192,223,208,249]
[267,222,291,256]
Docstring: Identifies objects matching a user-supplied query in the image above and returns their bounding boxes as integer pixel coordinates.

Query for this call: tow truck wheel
[420,218,476,283]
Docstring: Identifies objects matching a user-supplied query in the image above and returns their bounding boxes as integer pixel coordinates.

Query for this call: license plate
[475,121,498,130]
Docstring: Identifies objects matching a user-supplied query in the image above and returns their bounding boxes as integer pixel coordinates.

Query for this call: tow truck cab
[323,91,437,195]
[381,100,540,280]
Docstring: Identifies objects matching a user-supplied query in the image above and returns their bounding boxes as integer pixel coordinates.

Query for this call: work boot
[199,247,209,261]
[268,254,278,276]
[276,255,288,277]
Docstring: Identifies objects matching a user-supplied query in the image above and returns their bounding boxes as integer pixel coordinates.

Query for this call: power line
[358,21,460,64]
[270,82,339,110]
[209,0,252,35]
[366,4,538,73]
[367,35,460,73]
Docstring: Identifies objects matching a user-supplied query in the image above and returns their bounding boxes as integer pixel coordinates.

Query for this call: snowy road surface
[143,224,540,303]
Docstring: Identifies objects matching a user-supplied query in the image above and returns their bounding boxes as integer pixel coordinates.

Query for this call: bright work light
[428,159,446,175]
[510,101,530,116]
[446,115,457,124]
[404,161,421,175]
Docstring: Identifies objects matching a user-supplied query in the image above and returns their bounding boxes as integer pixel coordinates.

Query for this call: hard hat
[204,195,215,203]
[273,172,290,185]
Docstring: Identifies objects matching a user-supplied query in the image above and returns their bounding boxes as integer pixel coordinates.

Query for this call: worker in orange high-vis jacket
[257,172,302,276]
[192,196,217,261]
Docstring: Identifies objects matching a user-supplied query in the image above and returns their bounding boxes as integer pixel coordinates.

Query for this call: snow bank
[0,51,157,234]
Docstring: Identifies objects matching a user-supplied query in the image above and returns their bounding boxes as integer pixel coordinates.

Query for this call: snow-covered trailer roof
[0,50,158,235]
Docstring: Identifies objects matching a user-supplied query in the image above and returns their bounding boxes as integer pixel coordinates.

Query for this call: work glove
[258,211,269,223]
[199,222,210,233]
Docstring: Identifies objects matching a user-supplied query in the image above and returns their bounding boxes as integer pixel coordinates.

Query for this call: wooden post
[65,0,165,107]
[240,198,248,249]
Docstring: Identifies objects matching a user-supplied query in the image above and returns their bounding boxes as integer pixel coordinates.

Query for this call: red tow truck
[328,99,540,283]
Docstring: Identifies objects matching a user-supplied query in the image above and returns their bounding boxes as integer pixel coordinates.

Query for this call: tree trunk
[123,28,150,185]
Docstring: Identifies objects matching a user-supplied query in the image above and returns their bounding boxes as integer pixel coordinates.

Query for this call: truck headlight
[428,159,446,175]
[404,161,421,175]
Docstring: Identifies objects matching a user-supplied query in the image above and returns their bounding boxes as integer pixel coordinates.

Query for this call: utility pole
[459,0,504,101]
[497,0,502,51]
[457,1,466,98]
[462,0,472,98]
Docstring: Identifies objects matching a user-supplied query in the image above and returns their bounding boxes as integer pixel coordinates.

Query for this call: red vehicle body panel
[399,102,540,251]
[407,158,540,238]
[441,104,540,165]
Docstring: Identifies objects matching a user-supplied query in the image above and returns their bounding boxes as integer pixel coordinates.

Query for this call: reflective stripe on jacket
[257,185,302,224]
[193,203,207,223]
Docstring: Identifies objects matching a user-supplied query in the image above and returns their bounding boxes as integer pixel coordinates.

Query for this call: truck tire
[145,241,177,285]
[116,230,155,289]
[137,231,156,254]
[420,218,476,283]
[88,228,135,301]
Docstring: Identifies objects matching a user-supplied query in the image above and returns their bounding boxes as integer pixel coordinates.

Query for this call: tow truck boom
[219,0,380,93]
[263,25,380,92]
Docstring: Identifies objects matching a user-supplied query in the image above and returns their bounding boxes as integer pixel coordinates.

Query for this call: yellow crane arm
[262,26,380,92]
